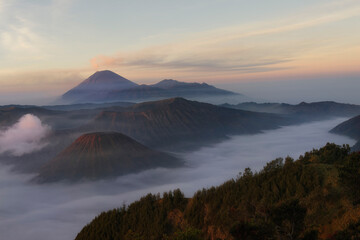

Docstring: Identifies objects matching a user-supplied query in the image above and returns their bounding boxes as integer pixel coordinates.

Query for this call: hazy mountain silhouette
[61,70,238,103]
[331,115,360,140]
[331,115,360,151]
[107,79,237,101]
[42,101,135,111]
[222,101,360,121]
[33,132,182,183]
[61,70,138,102]
[152,79,233,95]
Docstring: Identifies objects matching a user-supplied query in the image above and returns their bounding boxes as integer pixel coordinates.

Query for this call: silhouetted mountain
[76,144,360,240]
[331,115,360,140]
[221,102,289,114]
[330,115,360,151]
[61,70,138,102]
[153,79,191,88]
[33,132,181,183]
[106,85,168,101]
[42,101,135,111]
[60,70,238,103]
[106,79,237,101]
[86,98,287,149]
[152,79,234,95]
[222,101,360,122]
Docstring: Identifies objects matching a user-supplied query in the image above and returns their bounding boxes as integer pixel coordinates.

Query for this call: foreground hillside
[76,143,360,240]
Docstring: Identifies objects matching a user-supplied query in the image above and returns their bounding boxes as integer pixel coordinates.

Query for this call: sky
[0,0,359,104]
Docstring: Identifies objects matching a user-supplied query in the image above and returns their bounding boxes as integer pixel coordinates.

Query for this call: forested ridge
[76,143,360,240]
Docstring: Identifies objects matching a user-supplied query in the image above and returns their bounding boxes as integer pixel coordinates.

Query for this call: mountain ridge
[61,70,138,102]
[222,101,360,121]
[61,70,238,103]
[86,97,287,149]
[330,115,360,151]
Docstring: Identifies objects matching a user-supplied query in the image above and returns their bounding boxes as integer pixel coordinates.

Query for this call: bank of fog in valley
[0,118,356,240]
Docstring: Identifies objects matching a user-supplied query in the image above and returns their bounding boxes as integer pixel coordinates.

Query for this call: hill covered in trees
[75,143,360,240]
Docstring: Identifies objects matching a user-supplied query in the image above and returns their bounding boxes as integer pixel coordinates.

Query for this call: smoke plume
[0,114,51,156]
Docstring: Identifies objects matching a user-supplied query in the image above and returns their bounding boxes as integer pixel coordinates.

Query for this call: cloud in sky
[0,0,74,66]
[1,18,42,54]
[0,114,51,156]
[89,0,360,78]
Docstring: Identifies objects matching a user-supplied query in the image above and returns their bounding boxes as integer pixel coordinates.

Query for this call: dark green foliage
[271,199,306,240]
[230,221,274,240]
[299,143,350,165]
[302,230,319,240]
[173,227,202,240]
[75,144,360,240]
[76,190,188,240]
[338,152,360,204]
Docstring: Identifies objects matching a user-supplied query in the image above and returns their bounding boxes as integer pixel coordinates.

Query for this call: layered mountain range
[222,101,360,122]
[2,77,360,183]
[85,97,287,149]
[61,70,238,103]
[0,97,288,181]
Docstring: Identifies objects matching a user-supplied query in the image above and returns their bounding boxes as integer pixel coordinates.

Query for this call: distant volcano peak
[61,70,239,103]
[78,70,137,88]
[61,70,138,102]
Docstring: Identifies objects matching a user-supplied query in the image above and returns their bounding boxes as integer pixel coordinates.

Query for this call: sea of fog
[0,118,356,240]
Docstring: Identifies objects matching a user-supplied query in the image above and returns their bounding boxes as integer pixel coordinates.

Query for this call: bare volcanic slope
[34,132,182,183]
[61,70,138,102]
[87,98,287,149]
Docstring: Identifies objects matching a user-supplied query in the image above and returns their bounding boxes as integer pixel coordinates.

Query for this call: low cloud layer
[0,118,356,240]
[0,114,50,156]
